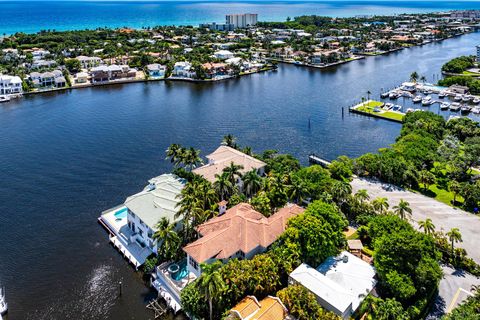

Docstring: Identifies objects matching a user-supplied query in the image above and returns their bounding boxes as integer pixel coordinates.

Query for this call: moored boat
[450,102,461,111]
[412,95,422,103]
[454,94,462,101]
[440,102,450,110]
[422,95,433,106]
[0,95,11,103]
[461,105,472,114]
[0,287,7,317]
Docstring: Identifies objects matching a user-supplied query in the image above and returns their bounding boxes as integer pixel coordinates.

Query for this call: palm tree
[446,228,463,259]
[242,146,252,156]
[418,218,435,235]
[165,143,183,166]
[213,172,234,200]
[222,134,237,148]
[420,75,427,84]
[223,162,244,185]
[331,180,352,206]
[242,169,262,197]
[393,199,412,221]
[367,90,372,102]
[410,71,419,83]
[153,217,181,261]
[448,180,461,205]
[183,147,203,171]
[372,197,389,215]
[287,177,308,204]
[198,262,226,320]
[354,189,370,203]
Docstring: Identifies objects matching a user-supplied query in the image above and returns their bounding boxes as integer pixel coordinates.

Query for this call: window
[189,256,199,270]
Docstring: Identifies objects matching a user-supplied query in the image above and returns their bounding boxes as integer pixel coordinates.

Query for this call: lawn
[355,100,405,122]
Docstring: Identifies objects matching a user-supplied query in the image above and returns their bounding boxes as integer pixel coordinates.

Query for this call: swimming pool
[114,207,128,220]
[171,260,189,281]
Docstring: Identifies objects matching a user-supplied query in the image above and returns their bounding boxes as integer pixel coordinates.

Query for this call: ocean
[1,0,480,34]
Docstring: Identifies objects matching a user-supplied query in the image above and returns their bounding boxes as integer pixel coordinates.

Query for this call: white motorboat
[440,102,450,110]
[0,95,10,103]
[0,287,7,317]
[422,95,433,106]
[454,94,463,101]
[462,95,472,102]
[383,103,393,110]
[473,97,480,104]
[450,102,461,111]
[412,95,422,103]
[438,91,446,98]
[461,105,472,114]
[389,91,399,99]
[472,106,480,114]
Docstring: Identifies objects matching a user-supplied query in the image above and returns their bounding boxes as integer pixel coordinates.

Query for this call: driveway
[351,178,480,264]
[427,265,480,319]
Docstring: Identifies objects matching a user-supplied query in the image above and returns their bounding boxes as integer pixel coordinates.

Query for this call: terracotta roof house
[183,202,304,277]
[228,296,288,320]
[192,145,266,184]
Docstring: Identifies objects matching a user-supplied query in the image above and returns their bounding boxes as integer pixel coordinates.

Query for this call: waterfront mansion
[183,202,305,277]
[99,174,186,269]
[192,145,266,186]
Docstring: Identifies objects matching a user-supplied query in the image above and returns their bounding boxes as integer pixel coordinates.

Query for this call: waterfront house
[172,61,196,78]
[75,72,89,84]
[99,174,186,269]
[75,56,102,69]
[0,74,23,96]
[192,145,266,185]
[214,50,235,60]
[90,65,137,83]
[31,59,57,69]
[289,252,376,319]
[29,70,65,88]
[202,62,229,79]
[146,63,167,79]
[227,296,288,320]
[183,202,304,277]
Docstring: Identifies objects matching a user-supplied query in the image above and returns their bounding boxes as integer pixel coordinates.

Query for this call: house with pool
[183,202,305,278]
[99,173,186,270]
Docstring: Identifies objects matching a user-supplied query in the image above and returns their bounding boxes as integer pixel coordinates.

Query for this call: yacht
[389,91,399,99]
[383,103,393,110]
[0,287,7,318]
[450,102,461,111]
[472,106,480,114]
[462,95,472,103]
[440,102,450,110]
[392,105,402,111]
[454,94,463,101]
[0,95,10,103]
[461,105,472,114]
[422,95,433,106]
[473,97,480,104]
[438,91,446,98]
[412,95,422,103]
[380,92,389,99]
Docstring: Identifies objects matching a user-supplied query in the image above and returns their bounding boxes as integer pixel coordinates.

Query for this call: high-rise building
[225,13,258,29]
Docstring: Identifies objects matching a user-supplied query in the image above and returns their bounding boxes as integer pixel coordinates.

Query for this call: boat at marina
[461,105,472,114]
[0,287,7,319]
[473,97,480,104]
[392,105,402,111]
[454,94,463,101]
[380,92,389,99]
[0,96,10,103]
[450,102,461,111]
[406,108,414,113]
[438,91,446,98]
[422,95,433,105]
[412,95,422,103]
[472,106,480,114]
[383,103,393,110]
[388,91,399,99]
[462,95,472,102]
[440,102,450,110]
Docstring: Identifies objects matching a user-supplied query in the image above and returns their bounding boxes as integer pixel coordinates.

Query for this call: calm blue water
[2,1,480,34]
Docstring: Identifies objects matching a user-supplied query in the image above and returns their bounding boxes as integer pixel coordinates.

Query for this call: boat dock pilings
[308,154,332,167]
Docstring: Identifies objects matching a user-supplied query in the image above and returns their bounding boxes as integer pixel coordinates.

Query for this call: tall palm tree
[372,197,389,215]
[446,228,463,258]
[448,180,461,205]
[165,143,183,166]
[222,134,237,149]
[287,177,308,204]
[410,71,419,83]
[198,262,225,320]
[367,90,372,102]
[393,199,412,221]
[418,218,435,235]
[420,75,427,84]
[223,162,244,185]
[242,169,262,197]
[153,217,181,261]
[183,147,203,171]
[213,172,234,200]
[354,189,370,203]
[331,180,352,206]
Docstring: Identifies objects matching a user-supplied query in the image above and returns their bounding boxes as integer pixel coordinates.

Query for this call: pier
[146,299,168,319]
[308,154,331,167]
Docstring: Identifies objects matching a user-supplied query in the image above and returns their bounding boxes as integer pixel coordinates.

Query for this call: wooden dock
[308,154,331,167]
[147,299,168,319]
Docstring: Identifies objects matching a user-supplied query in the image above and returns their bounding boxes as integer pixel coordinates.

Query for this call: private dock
[308,154,331,167]
[146,299,168,319]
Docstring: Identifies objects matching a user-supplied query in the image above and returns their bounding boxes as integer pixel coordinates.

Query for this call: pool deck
[98,205,153,269]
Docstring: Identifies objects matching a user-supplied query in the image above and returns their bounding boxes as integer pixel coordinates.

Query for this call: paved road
[428,265,480,319]
[351,178,480,264]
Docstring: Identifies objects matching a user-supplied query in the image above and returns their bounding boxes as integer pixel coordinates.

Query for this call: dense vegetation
[441,55,475,74]
[443,289,480,320]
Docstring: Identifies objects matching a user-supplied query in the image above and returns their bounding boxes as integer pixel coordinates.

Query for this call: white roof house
[214,50,235,60]
[289,251,376,319]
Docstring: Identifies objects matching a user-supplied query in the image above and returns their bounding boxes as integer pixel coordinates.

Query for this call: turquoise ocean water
[2,1,480,34]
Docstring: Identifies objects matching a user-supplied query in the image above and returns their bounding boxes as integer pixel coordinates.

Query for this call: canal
[1,31,480,319]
